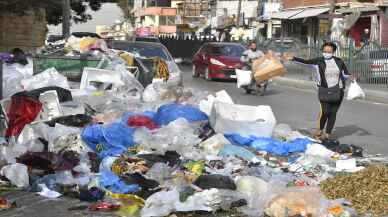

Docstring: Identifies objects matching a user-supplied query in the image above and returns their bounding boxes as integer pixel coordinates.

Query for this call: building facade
[273,0,388,46]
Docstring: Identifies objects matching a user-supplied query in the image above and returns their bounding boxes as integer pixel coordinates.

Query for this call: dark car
[108,41,182,85]
[192,42,246,81]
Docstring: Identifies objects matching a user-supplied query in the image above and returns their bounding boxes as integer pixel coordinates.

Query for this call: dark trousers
[318,90,344,134]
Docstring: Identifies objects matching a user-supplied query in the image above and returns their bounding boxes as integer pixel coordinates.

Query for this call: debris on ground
[0,36,386,217]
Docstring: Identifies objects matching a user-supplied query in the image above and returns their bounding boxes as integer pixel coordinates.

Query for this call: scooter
[240,65,269,96]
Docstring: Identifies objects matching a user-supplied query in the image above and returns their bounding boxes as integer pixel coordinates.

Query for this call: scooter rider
[240,41,264,69]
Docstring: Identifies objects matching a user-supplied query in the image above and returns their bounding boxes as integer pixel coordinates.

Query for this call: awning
[336,6,380,14]
[270,9,303,19]
[290,8,330,19]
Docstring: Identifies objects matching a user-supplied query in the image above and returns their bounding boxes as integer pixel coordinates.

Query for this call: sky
[48,3,123,35]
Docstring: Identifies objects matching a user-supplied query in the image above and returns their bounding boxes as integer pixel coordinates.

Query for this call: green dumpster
[33,55,110,81]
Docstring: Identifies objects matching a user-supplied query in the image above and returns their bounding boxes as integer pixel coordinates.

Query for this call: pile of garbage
[0,37,387,217]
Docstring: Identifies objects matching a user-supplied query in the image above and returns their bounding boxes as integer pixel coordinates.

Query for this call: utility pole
[62,0,71,38]
[237,0,242,27]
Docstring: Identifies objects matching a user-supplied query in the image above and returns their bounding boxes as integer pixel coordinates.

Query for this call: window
[209,44,246,57]
[159,16,176,26]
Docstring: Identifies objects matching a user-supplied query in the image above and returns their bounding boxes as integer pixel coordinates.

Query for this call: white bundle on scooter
[347,81,365,100]
[236,69,252,88]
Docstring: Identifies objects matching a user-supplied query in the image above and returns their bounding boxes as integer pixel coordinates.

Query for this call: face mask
[323,52,333,59]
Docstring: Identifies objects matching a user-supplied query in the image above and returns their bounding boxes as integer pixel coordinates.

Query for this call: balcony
[135,7,177,17]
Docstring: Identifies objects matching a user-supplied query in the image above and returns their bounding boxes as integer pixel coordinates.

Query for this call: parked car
[134,37,161,43]
[192,42,246,80]
[107,41,182,85]
[352,49,388,83]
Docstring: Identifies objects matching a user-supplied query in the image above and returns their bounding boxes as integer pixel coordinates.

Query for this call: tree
[0,0,116,25]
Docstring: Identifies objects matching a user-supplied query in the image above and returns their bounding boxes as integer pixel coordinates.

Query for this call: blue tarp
[225,134,312,156]
[154,103,208,126]
[82,123,136,158]
[100,170,140,194]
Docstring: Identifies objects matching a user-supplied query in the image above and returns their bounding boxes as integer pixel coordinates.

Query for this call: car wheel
[192,65,199,78]
[204,68,212,81]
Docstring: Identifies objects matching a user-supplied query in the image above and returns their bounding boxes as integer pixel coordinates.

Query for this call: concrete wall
[0,8,47,52]
[216,1,258,18]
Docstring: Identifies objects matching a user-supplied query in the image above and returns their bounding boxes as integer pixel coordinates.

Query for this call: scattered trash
[0,163,29,188]
[0,36,384,217]
[320,165,388,216]
[37,183,62,199]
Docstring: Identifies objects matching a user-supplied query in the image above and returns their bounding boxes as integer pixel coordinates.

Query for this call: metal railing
[271,39,388,89]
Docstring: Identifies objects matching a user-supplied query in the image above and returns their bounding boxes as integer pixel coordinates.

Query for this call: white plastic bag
[1,163,29,188]
[199,90,234,116]
[210,101,277,138]
[2,60,33,98]
[21,68,69,91]
[142,84,160,102]
[347,81,365,100]
[236,69,252,88]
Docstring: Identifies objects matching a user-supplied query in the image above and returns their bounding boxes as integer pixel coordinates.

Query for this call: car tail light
[371,64,383,69]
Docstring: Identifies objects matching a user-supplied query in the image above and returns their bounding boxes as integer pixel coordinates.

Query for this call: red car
[192,42,246,81]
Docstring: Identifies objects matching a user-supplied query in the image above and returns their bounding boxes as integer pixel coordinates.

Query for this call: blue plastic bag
[100,170,140,194]
[82,123,136,158]
[219,144,260,162]
[225,134,312,156]
[154,103,208,126]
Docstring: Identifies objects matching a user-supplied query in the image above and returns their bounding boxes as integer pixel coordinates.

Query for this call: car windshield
[209,44,245,57]
[111,42,172,61]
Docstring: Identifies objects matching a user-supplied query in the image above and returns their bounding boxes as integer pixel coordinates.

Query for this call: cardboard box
[253,56,285,82]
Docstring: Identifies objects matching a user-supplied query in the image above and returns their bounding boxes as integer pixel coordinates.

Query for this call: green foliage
[0,0,117,25]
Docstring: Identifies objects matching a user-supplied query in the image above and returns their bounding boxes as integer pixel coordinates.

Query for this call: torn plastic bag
[199,134,231,156]
[5,95,42,137]
[46,124,83,153]
[305,143,335,159]
[193,174,236,190]
[142,84,160,102]
[141,189,180,217]
[235,176,268,199]
[2,59,33,98]
[226,134,311,156]
[154,103,208,126]
[272,123,292,140]
[134,119,201,158]
[218,144,262,163]
[21,68,70,91]
[99,170,140,194]
[127,115,158,130]
[211,102,276,138]
[82,122,135,158]
[199,90,234,116]
[264,187,328,217]
[144,163,173,185]
[16,151,80,172]
[0,163,29,188]
[45,114,93,128]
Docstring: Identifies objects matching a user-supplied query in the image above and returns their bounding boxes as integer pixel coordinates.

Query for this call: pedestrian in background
[284,42,356,140]
[361,28,370,46]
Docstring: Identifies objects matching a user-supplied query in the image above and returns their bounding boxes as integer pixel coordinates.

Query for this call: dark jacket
[293,56,351,89]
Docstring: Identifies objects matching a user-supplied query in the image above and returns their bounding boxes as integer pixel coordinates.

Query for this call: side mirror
[174,58,183,64]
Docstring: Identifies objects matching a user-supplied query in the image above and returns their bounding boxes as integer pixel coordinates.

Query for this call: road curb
[273,76,388,105]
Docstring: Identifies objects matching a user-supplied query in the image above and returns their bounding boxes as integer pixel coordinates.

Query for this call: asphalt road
[0,64,387,217]
[181,64,388,156]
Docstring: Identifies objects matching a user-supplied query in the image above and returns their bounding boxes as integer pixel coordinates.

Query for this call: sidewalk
[273,72,388,104]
